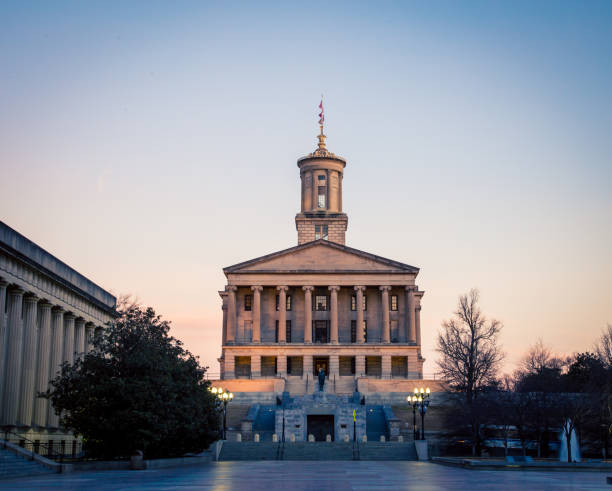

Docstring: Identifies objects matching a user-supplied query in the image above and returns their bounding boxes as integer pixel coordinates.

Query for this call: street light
[210,386,233,440]
[406,387,430,440]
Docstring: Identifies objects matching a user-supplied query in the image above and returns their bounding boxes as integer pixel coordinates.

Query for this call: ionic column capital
[24,293,39,304]
[64,312,76,320]
[276,285,289,292]
[9,287,25,296]
[250,285,263,292]
[40,300,53,309]
[354,286,366,292]
[75,317,86,326]
[405,285,417,292]
[328,285,340,292]
[0,279,8,288]
[302,286,314,292]
[379,285,392,292]
[226,285,237,293]
[52,306,65,314]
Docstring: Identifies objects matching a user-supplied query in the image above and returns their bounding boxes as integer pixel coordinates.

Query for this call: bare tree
[115,293,141,313]
[594,324,612,368]
[437,289,504,405]
[436,289,504,456]
[518,338,564,376]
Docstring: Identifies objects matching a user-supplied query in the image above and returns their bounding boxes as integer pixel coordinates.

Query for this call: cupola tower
[295,106,348,245]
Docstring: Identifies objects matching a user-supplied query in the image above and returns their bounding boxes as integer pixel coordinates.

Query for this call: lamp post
[210,386,234,440]
[407,387,430,440]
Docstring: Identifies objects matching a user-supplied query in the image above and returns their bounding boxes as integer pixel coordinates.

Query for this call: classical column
[329,354,339,379]
[277,286,288,343]
[74,318,85,360]
[251,355,261,378]
[2,287,24,425]
[0,280,8,420]
[355,355,366,378]
[303,355,313,380]
[226,286,237,343]
[406,286,416,343]
[302,286,313,344]
[48,307,64,427]
[354,286,365,344]
[380,286,391,343]
[277,355,287,377]
[329,286,340,344]
[34,301,52,427]
[85,323,95,352]
[382,354,391,379]
[416,304,422,346]
[251,286,262,343]
[63,313,76,366]
[18,294,39,426]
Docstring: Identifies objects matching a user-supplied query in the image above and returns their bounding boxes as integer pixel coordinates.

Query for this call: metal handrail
[1,428,73,462]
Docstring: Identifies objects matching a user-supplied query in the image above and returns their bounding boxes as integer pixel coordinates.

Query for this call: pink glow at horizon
[1,2,610,375]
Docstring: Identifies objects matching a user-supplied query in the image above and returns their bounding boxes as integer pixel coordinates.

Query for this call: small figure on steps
[318,368,326,392]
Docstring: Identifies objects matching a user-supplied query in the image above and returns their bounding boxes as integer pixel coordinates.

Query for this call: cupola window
[315,225,328,240]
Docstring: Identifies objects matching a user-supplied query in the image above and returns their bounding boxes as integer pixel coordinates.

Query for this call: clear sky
[1,1,611,376]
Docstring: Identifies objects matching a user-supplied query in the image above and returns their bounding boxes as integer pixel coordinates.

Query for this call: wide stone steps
[218,442,279,461]
[0,446,55,480]
[359,442,418,461]
[282,442,355,461]
[226,404,251,430]
[217,441,418,461]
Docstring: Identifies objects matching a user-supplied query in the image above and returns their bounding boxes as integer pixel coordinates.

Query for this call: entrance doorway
[314,320,328,343]
[313,356,329,376]
[307,415,334,441]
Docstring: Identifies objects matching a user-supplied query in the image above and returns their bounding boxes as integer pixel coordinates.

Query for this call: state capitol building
[217,122,426,395]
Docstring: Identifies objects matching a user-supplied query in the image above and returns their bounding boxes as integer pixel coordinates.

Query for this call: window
[275,320,278,342]
[286,320,291,343]
[317,186,326,208]
[318,175,326,181]
[315,295,328,311]
[315,225,328,240]
[275,294,292,311]
[391,295,398,311]
[351,294,367,311]
[364,320,368,342]
[244,295,252,311]
[351,320,356,343]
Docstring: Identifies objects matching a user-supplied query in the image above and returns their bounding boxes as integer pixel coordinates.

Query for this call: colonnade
[224,284,422,345]
[0,279,103,429]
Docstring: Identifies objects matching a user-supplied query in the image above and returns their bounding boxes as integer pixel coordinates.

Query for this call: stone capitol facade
[216,124,433,442]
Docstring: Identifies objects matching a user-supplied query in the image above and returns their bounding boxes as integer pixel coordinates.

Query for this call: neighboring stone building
[216,125,438,442]
[0,221,116,454]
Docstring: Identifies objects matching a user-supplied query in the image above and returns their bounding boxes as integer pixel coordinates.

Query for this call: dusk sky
[2,1,611,376]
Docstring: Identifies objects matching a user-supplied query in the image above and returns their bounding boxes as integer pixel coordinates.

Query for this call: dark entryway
[307,415,334,441]
[313,356,329,376]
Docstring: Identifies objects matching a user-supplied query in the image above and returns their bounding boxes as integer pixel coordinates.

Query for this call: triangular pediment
[224,240,418,274]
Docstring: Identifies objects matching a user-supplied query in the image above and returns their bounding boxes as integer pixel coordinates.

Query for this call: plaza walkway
[0,460,608,490]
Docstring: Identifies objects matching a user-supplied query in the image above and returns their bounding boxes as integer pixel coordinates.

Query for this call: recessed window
[276,294,292,311]
[351,294,367,311]
[315,295,328,311]
[351,320,356,343]
[318,175,326,181]
[286,320,292,343]
[317,186,326,208]
[315,225,328,240]
[364,320,368,342]
[391,295,398,311]
[244,295,252,311]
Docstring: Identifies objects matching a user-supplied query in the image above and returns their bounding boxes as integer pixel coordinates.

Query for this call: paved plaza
[0,461,609,490]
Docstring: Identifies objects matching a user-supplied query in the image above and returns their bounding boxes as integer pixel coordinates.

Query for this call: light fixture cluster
[210,386,234,401]
[407,387,430,403]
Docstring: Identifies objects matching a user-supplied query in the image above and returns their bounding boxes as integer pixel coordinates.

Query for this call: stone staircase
[358,442,418,460]
[217,441,417,461]
[226,404,251,431]
[0,445,56,480]
[282,442,355,460]
[218,442,279,461]
[391,405,416,440]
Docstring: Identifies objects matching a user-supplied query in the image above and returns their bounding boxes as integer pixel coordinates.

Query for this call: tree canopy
[45,305,220,459]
